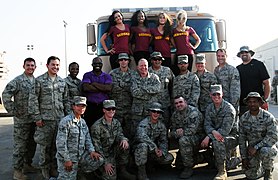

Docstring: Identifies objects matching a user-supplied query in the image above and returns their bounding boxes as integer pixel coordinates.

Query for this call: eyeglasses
[212,93,221,96]
[105,107,116,111]
[151,110,161,114]
[240,51,249,54]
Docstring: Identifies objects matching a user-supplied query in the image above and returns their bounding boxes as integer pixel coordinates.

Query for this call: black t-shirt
[236,59,270,105]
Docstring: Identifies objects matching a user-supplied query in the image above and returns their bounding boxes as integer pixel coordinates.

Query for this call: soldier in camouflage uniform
[56,96,104,180]
[64,62,82,99]
[214,49,240,113]
[169,96,205,179]
[34,56,71,179]
[130,58,161,140]
[201,84,238,180]
[194,54,218,115]
[271,70,278,104]
[149,51,175,127]
[134,102,174,180]
[173,55,200,107]
[90,100,136,180]
[239,92,278,180]
[2,58,38,180]
[109,53,136,137]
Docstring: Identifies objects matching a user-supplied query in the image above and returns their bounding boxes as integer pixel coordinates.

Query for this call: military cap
[148,102,164,113]
[150,51,164,60]
[103,100,116,108]
[72,96,87,106]
[237,46,255,57]
[243,92,264,104]
[177,55,188,64]
[210,84,222,94]
[195,54,206,64]
[118,53,130,60]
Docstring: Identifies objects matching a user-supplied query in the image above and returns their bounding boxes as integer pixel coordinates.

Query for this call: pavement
[0,104,278,180]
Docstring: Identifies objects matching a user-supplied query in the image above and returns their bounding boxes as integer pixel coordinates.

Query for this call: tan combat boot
[13,169,28,180]
[214,163,227,180]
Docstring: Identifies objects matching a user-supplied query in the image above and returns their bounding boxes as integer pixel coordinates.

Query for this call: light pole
[27,45,34,57]
[63,20,68,77]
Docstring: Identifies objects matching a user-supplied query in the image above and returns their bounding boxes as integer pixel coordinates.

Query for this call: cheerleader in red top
[151,12,175,69]
[173,10,201,74]
[130,10,152,65]
[100,10,130,69]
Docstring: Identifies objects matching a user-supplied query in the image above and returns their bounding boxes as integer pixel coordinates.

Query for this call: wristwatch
[254,145,259,150]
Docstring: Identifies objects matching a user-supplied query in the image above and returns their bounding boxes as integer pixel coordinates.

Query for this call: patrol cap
[243,92,264,104]
[148,102,164,113]
[177,55,188,64]
[210,84,222,94]
[195,54,206,64]
[103,100,116,108]
[150,51,164,60]
[118,53,130,60]
[72,96,87,106]
[237,46,255,57]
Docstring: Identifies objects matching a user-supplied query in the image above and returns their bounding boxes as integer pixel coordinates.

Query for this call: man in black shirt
[236,46,270,116]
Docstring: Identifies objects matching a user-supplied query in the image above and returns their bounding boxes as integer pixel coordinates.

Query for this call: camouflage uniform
[170,105,205,168]
[90,116,130,180]
[173,71,200,107]
[64,76,82,99]
[56,113,104,180]
[204,100,238,168]
[149,66,175,127]
[109,67,136,134]
[214,63,241,111]
[34,72,71,170]
[239,108,278,179]
[134,116,173,166]
[195,70,218,114]
[271,72,278,103]
[130,72,161,139]
[2,73,37,170]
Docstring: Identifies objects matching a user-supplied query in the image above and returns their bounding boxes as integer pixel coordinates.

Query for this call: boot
[264,169,273,180]
[137,165,149,180]
[41,168,50,179]
[118,165,136,180]
[22,164,38,173]
[214,163,227,180]
[49,167,58,177]
[179,167,193,179]
[13,169,28,180]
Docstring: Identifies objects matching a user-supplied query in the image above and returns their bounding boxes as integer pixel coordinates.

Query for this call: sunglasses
[105,107,116,111]
[212,93,221,96]
[151,110,161,114]
[118,59,129,61]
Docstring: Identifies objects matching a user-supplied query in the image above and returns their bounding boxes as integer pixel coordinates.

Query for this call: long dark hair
[105,10,124,33]
[157,12,173,38]
[130,10,149,27]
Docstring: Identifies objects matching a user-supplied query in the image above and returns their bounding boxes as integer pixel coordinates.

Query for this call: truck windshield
[96,19,218,55]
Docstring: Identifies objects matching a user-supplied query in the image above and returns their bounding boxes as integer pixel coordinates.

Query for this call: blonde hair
[176,10,187,23]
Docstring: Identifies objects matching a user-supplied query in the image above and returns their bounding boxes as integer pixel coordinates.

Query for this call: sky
[0,0,277,82]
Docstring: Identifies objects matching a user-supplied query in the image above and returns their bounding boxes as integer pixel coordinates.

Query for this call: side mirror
[216,19,227,49]
[87,23,96,54]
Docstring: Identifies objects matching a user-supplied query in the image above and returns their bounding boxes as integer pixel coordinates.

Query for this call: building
[254,38,278,81]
